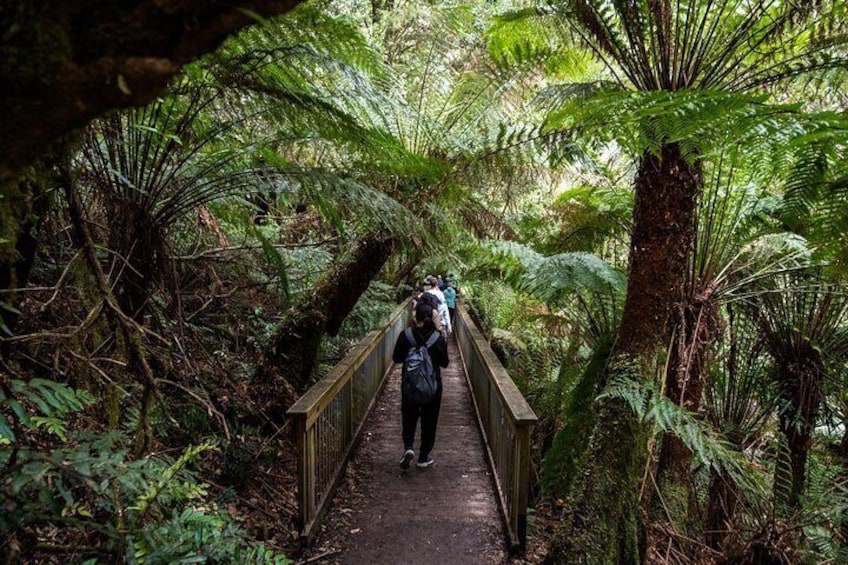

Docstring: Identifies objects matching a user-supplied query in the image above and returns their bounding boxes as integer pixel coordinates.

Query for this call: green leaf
[8,399,30,426]
[0,416,15,442]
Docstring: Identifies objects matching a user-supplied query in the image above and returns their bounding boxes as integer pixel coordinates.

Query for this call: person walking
[393,301,448,469]
[424,275,451,335]
[411,285,443,333]
[444,282,457,327]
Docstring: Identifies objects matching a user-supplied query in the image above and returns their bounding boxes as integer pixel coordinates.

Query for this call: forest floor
[287,336,554,564]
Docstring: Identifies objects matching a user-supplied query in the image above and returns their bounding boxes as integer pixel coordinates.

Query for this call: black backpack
[401,328,440,405]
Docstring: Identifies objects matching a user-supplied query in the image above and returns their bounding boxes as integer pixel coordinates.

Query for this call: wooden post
[294,414,310,535]
[303,422,318,540]
[515,423,531,549]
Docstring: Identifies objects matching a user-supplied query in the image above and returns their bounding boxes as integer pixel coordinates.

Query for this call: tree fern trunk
[705,468,738,552]
[617,144,701,355]
[649,298,718,554]
[838,423,848,559]
[546,391,644,565]
[775,358,823,509]
[549,143,701,563]
[107,203,163,323]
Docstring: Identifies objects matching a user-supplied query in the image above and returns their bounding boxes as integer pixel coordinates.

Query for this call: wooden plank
[515,423,531,549]
[295,415,309,534]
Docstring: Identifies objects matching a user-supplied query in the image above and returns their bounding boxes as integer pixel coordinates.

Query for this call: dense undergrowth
[1,186,404,562]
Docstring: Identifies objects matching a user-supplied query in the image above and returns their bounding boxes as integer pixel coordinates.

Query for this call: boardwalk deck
[306,335,509,564]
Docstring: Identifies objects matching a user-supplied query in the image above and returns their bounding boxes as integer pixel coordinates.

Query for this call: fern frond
[601,376,764,493]
[521,251,625,303]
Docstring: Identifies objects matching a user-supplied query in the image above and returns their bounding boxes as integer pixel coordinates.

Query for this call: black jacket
[392,326,449,371]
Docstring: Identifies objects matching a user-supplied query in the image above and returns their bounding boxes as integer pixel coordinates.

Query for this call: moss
[0,175,30,265]
[0,3,71,83]
[545,359,647,564]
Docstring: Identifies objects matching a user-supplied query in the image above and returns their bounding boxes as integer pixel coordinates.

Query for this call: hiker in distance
[393,301,449,469]
[424,275,451,335]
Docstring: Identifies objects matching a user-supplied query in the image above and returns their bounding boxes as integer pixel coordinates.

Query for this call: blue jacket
[444,286,456,308]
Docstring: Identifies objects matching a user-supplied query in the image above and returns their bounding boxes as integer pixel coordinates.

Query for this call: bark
[838,423,848,558]
[549,143,701,563]
[617,144,701,355]
[649,297,719,554]
[0,180,48,333]
[105,201,165,322]
[705,469,738,552]
[0,0,303,182]
[267,229,396,388]
[774,357,823,509]
[0,146,65,346]
[546,389,645,565]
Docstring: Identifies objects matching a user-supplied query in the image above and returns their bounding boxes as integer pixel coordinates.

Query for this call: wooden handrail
[454,303,537,551]
[287,301,408,541]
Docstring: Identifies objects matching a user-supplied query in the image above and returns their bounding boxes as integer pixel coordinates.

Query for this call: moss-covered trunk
[0,148,65,345]
[838,421,848,558]
[0,178,48,335]
[0,0,304,182]
[548,143,701,563]
[265,229,396,389]
[546,391,645,564]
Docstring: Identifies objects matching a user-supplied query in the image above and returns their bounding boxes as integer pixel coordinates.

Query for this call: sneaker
[399,449,414,469]
[416,455,434,468]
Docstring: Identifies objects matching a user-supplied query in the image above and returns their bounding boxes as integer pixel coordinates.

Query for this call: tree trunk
[616,144,701,356]
[105,201,164,322]
[649,297,719,554]
[0,0,304,182]
[546,392,645,565]
[705,469,738,552]
[549,143,701,563]
[838,421,848,559]
[268,229,396,388]
[774,357,823,509]
[0,148,64,346]
[0,179,48,333]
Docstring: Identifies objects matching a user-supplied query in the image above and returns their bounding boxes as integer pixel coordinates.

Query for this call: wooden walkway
[305,335,509,564]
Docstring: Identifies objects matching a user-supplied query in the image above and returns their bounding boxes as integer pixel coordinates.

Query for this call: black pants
[401,383,442,456]
[448,307,456,327]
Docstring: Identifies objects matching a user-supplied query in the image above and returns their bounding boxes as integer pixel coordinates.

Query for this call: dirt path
[301,335,511,564]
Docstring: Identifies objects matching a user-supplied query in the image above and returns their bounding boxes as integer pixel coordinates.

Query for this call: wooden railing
[286,302,408,541]
[454,304,537,551]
